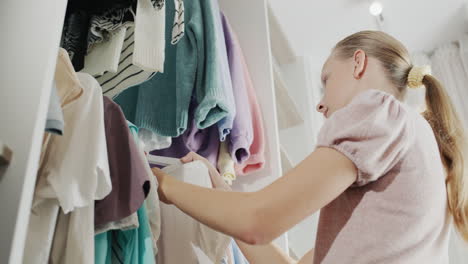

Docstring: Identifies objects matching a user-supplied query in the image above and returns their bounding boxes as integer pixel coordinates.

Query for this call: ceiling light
[369,1,383,16]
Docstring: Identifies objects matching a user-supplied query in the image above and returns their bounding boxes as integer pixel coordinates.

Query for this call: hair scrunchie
[407,65,431,89]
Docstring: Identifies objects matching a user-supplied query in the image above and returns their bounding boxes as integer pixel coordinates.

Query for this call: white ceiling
[269,0,468,66]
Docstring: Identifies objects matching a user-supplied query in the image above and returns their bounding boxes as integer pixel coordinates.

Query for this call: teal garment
[112,205,155,264]
[127,121,140,141]
[95,232,112,264]
[95,122,155,264]
[95,205,155,264]
[114,0,234,137]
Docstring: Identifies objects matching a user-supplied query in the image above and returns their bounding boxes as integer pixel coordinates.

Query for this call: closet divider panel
[219,0,287,251]
[0,1,68,263]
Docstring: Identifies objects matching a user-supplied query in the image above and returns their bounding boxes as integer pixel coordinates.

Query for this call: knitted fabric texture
[114,0,234,137]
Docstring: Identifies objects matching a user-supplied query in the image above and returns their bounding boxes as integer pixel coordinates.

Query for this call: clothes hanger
[146,154,181,167]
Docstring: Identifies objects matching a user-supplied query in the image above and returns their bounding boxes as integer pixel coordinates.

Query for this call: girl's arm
[154,147,357,245]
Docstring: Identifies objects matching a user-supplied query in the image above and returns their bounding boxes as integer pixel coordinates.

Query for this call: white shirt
[157,161,231,264]
[24,55,111,264]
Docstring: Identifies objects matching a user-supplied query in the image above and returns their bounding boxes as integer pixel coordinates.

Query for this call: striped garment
[87,6,134,51]
[94,26,156,99]
[87,0,164,51]
[171,0,185,44]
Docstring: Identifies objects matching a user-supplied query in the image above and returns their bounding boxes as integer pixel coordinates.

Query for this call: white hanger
[147,154,181,167]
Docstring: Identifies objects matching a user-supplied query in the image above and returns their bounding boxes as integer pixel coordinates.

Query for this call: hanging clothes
[61,10,91,71]
[62,0,165,72]
[149,123,220,166]
[86,4,134,52]
[128,121,162,253]
[97,122,143,234]
[110,204,156,264]
[157,161,231,264]
[23,49,111,264]
[114,0,235,138]
[171,0,185,44]
[82,26,128,76]
[83,0,166,97]
[138,128,172,152]
[94,98,150,235]
[234,51,266,176]
[211,4,235,142]
[96,213,140,234]
[94,97,150,227]
[220,13,254,164]
[150,99,221,166]
[45,81,65,135]
[91,25,157,98]
[95,204,156,264]
[95,120,160,264]
[133,0,166,72]
[62,0,134,70]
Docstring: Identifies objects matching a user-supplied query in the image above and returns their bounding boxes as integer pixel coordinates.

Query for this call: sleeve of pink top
[234,53,265,176]
[315,90,411,187]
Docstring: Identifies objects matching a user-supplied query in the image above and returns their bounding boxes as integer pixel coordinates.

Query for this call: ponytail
[422,75,468,241]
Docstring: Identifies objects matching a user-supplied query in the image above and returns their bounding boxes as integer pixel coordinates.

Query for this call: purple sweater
[221,13,253,164]
[150,101,220,166]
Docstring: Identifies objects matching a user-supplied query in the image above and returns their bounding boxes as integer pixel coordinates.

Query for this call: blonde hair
[333,30,468,241]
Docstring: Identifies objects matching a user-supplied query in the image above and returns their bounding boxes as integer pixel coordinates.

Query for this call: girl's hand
[152,151,231,205]
[180,152,232,191]
[151,167,174,204]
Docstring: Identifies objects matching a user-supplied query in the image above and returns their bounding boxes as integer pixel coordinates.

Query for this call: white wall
[269,0,468,58]
[277,56,325,257]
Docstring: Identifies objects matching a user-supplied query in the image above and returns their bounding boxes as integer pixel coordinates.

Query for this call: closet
[0,0,286,263]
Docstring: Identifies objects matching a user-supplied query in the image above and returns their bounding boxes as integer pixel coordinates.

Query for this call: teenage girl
[152,31,467,263]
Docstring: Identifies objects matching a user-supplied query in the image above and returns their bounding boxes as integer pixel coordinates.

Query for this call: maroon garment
[95,97,150,226]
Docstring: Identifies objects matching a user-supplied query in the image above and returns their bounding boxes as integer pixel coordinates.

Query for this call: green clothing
[114,0,234,137]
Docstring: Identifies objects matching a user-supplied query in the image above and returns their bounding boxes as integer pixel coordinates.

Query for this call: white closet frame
[0,1,68,263]
[0,0,286,262]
